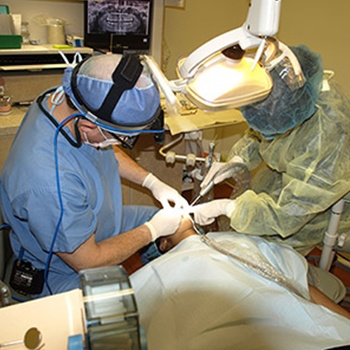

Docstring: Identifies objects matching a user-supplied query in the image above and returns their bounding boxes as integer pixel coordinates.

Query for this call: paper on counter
[165,108,245,135]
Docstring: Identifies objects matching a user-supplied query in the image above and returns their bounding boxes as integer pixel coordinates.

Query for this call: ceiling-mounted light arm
[244,0,281,37]
[144,0,283,115]
[178,0,282,80]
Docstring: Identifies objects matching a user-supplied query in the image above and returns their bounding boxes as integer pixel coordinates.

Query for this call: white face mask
[83,126,121,149]
[49,86,66,114]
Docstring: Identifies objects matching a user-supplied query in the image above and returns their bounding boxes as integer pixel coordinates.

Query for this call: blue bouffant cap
[240,45,323,139]
[62,54,161,133]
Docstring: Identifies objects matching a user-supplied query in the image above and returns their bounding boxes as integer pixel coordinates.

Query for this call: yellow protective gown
[227,77,350,254]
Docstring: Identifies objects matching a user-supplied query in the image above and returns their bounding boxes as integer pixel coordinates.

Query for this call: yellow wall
[163,0,249,77]
[278,0,350,96]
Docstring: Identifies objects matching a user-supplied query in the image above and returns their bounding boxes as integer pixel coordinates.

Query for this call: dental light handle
[142,55,181,116]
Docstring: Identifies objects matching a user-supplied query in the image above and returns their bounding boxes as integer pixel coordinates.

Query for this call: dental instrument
[191,161,250,206]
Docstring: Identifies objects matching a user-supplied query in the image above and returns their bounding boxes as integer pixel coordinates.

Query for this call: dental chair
[0,212,13,307]
[308,196,350,304]
[0,209,33,307]
[319,197,348,271]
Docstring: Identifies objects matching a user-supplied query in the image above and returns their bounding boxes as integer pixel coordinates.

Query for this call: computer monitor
[84,0,153,54]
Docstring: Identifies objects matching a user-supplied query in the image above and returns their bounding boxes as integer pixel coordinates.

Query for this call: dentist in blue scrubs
[0,53,188,298]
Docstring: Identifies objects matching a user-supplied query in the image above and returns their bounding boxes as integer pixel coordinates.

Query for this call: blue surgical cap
[240,45,323,139]
[62,54,161,132]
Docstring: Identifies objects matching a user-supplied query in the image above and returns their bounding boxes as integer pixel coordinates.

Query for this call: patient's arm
[309,284,350,320]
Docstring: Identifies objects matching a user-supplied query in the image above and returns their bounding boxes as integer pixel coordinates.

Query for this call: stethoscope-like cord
[188,215,307,300]
[199,234,307,299]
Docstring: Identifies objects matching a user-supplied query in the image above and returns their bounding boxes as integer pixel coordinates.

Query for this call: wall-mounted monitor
[84,0,153,54]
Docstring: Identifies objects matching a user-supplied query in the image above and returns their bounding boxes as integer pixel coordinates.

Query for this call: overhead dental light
[176,45,273,111]
[145,0,303,115]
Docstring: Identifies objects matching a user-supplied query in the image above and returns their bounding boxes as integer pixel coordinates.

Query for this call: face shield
[62,54,164,148]
[240,45,324,140]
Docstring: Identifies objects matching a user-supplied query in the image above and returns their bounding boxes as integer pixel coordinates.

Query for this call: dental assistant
[0,53,188,298]
[191,45,350,255]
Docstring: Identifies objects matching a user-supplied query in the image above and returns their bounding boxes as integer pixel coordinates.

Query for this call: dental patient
[130,218,350,350]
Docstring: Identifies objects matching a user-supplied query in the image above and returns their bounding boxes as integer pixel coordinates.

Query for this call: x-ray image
[88,0,150,35]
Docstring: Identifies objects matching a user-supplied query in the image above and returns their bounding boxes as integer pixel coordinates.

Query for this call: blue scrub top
[0,92,156,297]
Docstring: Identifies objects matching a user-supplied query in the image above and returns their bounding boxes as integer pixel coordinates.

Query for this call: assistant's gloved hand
[200,156,244,192]
[189,199,236,226]
[142,173,189,209]
[144,208,183,241]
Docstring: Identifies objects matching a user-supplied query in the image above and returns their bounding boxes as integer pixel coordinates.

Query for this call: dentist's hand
[143,173,189,209]
[190,199,236,226]
[201,156,244,191]
[144,208,183,241]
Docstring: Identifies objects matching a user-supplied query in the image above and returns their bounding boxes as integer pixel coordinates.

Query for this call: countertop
[0,105,245,137]
[0,106,27,137]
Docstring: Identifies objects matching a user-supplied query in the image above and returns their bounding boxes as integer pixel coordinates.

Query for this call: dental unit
[3,1,347,349]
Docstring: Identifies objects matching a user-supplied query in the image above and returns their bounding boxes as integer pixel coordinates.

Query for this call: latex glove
[144,208,183,241]
[189,199,236,226]
[200,156,244,193]
[143,173,189,209]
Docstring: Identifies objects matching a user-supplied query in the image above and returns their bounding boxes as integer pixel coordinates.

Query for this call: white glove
[144,208,183,241]
[143,173,189,209]
[189,199,236,226]
[201,156,244,191]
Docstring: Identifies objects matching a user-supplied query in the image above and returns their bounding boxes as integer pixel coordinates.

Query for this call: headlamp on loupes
[62,54,164,148]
